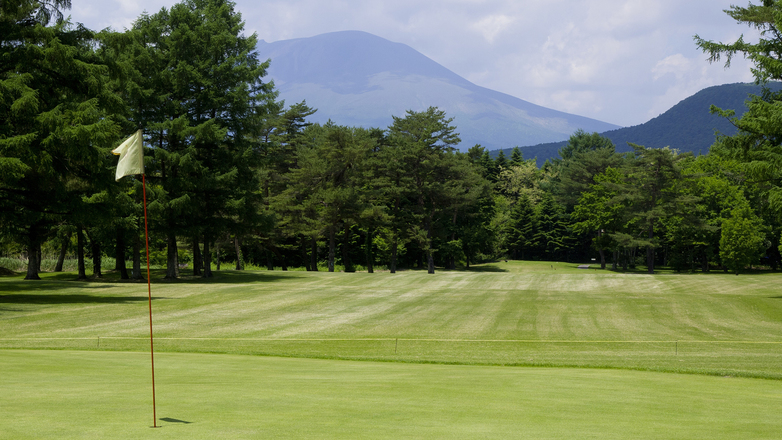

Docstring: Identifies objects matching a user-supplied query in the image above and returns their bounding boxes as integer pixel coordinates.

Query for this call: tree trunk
[328,226,336,272]
[234,235,243,270]
[132,232,143,280]
[342,224,354,272]
[116,230,129,280]
[390,237,398,274]
[622,249,629,272]
[165,233,179,279]
[425,218,435,274]
[54,232,70,272]
[647,225,655,274]
[365,228,374,274]
[215,239,221,271]
[90,234,102,278]
[192,237,202,276]
[24,237,41,281]
[202,236,213,278]
[266,248,274,271]
[310,237,318,271]
[302,237,310,271]
[77,227,87,280]
[598,248,606,270]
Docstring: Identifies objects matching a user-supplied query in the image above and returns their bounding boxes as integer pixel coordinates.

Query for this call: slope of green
[2,350,781,440]
[2,261,781,378]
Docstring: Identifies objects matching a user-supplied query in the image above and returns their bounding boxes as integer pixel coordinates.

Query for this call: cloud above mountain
[72,0,756,126]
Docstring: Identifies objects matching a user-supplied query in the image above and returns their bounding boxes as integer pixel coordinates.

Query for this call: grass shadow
[465,264,508,273]
[163,270,296,285]
[0,270,296,292]
[160,418,192,424]
[0,294,166,305]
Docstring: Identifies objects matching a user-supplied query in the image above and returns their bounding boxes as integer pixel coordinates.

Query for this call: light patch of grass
[2,262,782,377]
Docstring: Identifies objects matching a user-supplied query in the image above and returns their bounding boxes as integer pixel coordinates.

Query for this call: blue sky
[70,0,758,127]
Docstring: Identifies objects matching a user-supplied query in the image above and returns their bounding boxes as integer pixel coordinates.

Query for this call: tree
[720,207,766,274]
[384,107,461,274]
[279,124,374,272]
[695,1,782,215]
[510,147,523,166]
[531,193,569,261]
[507,194,535,260]
[557,129,615,162]
[613,145,698,273]
[113,0,277,278]
[572,167,625,269]
[1,1,122,280]
[553,146,621,210]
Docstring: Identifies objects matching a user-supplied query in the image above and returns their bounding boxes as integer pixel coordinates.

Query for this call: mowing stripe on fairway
[5,337,782,343]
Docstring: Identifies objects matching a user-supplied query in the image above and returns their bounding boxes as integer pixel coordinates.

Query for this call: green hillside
[507,82,782,165]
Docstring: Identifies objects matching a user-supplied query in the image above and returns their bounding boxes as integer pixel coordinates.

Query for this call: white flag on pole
[112,130,144,181]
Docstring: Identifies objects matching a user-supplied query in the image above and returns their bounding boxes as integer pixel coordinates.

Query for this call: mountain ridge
[256,30,620,150]
[507,82,782,166]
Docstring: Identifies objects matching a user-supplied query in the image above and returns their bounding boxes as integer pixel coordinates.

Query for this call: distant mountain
[255,31,619,151]
[510,82,782,166]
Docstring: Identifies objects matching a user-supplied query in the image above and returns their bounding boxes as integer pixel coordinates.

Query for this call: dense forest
[2,0,782,280]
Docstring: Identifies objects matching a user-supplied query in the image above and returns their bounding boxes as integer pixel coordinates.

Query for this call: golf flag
[112,129,157,426]
[112,130,144,181]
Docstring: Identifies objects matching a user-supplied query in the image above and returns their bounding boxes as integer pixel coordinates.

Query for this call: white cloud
[471,14,515,44]
[67,0,766,127]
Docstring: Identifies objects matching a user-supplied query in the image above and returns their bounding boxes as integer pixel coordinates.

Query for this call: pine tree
[385,107,463,273]
[510,147,523,166]
[508,194,535,260]
[111,0,278,278]
[696,1,782,214]
[1,1,122,280]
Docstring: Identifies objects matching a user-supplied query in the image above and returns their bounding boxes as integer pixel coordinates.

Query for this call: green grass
[2,260,782,438]
[2,349,782,440]
[2,261,782,377]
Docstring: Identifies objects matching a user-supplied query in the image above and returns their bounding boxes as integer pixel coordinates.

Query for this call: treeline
[3,0,781,280]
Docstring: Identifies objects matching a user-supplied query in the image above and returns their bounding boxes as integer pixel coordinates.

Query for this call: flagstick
[142,174,158,428]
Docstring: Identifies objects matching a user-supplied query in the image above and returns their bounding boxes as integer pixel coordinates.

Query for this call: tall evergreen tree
[696,1,782,215]
[510,147,523,166]
[384,107,461,274]
[112,0,278,278]
[1,1,122,280]
[613,145,698,273]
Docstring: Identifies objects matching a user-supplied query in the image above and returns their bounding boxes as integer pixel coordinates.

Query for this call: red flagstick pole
[142,174,158,428]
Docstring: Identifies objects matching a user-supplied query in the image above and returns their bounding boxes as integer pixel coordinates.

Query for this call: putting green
[1,349,780,439]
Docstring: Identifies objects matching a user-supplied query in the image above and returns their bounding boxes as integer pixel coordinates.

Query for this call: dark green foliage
[0,1,122,280]
[107,0,277,278]
[507,194,535,260]
[510,147,523,166]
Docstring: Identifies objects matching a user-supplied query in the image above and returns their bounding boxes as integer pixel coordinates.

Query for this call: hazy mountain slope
[509,82,782,166]
[256,31,619,151]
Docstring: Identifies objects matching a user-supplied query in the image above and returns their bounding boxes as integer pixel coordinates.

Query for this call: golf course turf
[2,261,781,438]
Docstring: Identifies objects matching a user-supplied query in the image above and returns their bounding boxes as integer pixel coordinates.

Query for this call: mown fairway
[2,261,782,438]
[3,261,782,377]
